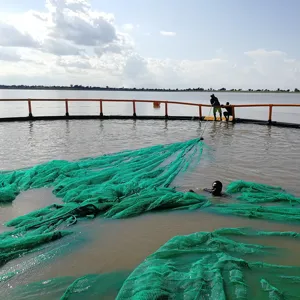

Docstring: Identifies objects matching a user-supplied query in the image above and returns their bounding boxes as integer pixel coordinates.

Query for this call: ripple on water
[0,119,300,297]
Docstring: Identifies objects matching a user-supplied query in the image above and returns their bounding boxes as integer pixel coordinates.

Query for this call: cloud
[0,48,21,61]
[122,24,134,32]
[93,32,133,57]
[57,56,92,69]
[245,49,286,58]
[41,38,84,56]
[160,31,176,37]
[46,0,118,46]
[0,1,299,90]
[94,44,122,57]
[243,49,300,88]
[31,11,48,22]
[0,22,38,48]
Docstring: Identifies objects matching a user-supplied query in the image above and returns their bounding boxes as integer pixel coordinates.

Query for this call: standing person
[210,94,222,121]
[223,102,233,121]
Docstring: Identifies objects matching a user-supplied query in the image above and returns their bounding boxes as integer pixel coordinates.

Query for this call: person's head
[226,102,230,106]
[212,180,223,195]
[210,94,215,98]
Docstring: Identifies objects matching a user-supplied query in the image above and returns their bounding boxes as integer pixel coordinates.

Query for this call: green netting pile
[0,138,209,269]
[226,180,300,204]
[116,227,300,300]
[6,271,131,300]
[6,228,300,300]
[209,180,300,223]
[0,138,300,299]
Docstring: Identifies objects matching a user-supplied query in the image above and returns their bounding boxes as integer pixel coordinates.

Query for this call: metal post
[165,102,168,118]
[100,100,103,117]
[65,100,69,117]
[199,105,202,119]
[268,105,273,123]
[232,106,235,122]
[28,100,33,118]
[133,100,136,117]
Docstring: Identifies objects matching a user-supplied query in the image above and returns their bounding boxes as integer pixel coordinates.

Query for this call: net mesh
[116,227,300,300]
[0,138,300,299]
[6,228,300,300]
[209,180,300,223]
[0,138,208,269]
[225,180,300,204]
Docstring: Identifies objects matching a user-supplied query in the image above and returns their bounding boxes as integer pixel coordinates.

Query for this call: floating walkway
[0,98,299,129]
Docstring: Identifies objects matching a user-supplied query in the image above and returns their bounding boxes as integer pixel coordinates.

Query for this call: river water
[0,90,300,123]
[0,90,300,298]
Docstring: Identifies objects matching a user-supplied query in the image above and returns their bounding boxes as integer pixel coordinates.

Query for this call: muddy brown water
[0,119,300,297]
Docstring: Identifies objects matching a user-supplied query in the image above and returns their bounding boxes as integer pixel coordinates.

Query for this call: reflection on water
[0,119,300,296]
[1,119,299,194]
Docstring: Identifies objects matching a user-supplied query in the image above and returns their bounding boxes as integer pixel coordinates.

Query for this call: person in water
[189,180,226,197]
[210,94,222,121]
[222,102,233,122]
[203,180,224,196]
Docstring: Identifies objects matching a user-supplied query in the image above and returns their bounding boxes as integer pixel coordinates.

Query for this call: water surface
[0,116,300,297]
[0,90,299,123]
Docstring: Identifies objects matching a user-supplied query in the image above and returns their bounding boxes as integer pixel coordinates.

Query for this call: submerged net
[7,271,131,300]
[0,138,300,299]
[226,180,300,205]
[209,180,300,223]
[0,138,209,269]
[115,227,300,300]
[6,228,300,300]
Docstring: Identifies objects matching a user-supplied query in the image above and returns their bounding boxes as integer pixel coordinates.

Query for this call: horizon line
[0,85,299,93]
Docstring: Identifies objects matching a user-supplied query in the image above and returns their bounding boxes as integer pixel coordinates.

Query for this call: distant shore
[0,85,299,93]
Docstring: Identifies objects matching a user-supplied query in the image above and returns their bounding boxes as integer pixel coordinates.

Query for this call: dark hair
[212,181,223,190]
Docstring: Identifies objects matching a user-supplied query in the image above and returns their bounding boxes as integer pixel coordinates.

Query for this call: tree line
[0,84,299,93]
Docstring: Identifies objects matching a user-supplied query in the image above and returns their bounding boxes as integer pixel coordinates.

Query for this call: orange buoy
[153,101,161,109]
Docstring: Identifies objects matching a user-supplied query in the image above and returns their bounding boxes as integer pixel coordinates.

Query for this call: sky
[0,0,299,89]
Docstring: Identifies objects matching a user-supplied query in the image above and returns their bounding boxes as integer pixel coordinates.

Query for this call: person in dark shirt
[210,94,222,121]
[222,102,233,122]
[203,180,224,196]
[189,181,227,197]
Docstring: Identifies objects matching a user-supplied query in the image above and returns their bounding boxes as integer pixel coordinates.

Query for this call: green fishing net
[226,180,300,204]
[6,271,131,300]
[6,228,300,300]
[209,180,300,223]
[0,138,300,299]
[0,138,208,269]
[115,227,300,300]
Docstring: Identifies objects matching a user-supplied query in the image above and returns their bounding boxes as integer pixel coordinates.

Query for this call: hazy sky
[0,0,299,89]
